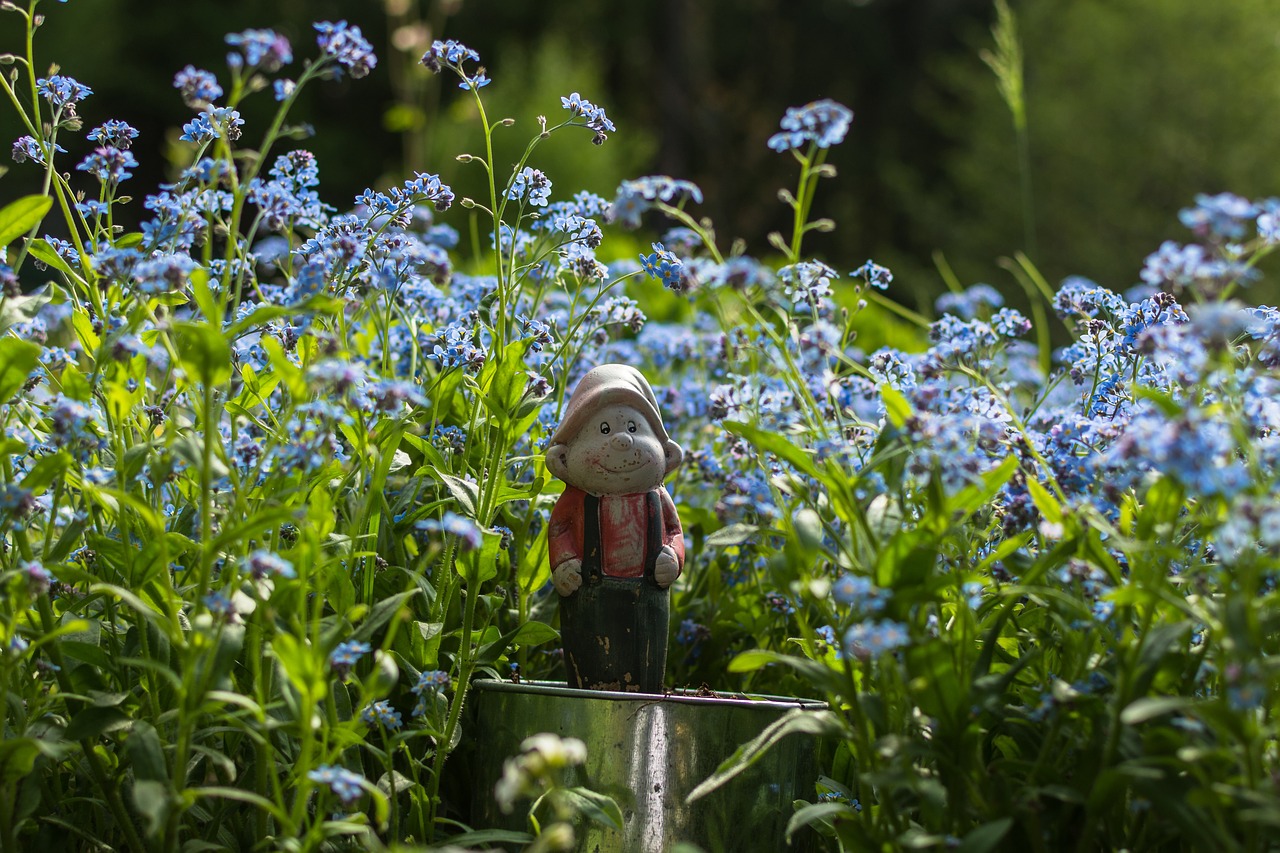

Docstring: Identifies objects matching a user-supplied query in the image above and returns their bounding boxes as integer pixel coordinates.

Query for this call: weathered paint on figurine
[546,364,684,691]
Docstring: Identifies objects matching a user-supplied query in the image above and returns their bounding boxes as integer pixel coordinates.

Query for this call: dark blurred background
[5,0,1280,309]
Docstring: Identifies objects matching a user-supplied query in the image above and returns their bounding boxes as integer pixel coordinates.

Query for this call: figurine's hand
[654,546,680,589]
[552,559,583,596]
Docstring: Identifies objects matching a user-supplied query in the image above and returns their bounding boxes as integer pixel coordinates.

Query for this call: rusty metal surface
[469,680,828,852]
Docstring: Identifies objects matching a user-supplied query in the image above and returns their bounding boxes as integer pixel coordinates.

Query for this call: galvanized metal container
[469,680,828,852]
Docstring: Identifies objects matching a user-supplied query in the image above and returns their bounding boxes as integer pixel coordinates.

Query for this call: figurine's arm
[660,487,685,571]
[653,487,684,588]
[549,488,585,596]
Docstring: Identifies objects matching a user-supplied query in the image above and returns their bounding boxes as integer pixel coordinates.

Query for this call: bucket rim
[471,678,828,711]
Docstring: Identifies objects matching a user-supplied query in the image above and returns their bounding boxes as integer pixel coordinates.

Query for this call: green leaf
[510,620,558,647]
[475,616,556,666]
[722,421,822,481]
[190,787,291,826]
[704,523,758,547]
[126,720,169,783]
[131,780,172,839]
[944,454,1019,520]
[440,829,535,847]
[350,589,422,644]
[1120,696,1196,726]
[188,266,218,324]
[881,384,913,430]
[173,321,232,386]
[956,818,1013,853]
[63,706,132,741]
[0,738,41,785]
[271,633,326,702]
[559,786,624,831]
[1133,385,1183,418]
[1024,475,1061,524]
[786,802,854,842]
[0,337,41,402]
[19,450,72,494]
[687,708,845,803]
[517,523,550,595]
[433,469,479,518]
[26,238,81,283]
[0,195,53,246]
[726,649,846,694]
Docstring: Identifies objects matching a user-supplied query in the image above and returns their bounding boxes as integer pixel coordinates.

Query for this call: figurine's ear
[664,439,684,475]
[546,444,570,481]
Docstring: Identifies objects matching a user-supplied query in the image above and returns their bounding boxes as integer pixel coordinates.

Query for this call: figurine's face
[547,404,679,495]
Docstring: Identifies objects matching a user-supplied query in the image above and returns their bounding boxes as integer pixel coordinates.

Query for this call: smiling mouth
[601,460,645,473]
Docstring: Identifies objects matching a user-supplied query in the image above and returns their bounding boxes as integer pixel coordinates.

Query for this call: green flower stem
[787,145,828,263]
[466,91,506,349]
[425,579,479,843]
[33,596,148,853]
[220,59,324,318]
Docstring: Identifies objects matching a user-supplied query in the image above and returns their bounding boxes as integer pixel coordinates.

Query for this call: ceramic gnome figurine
[546,364,684,693]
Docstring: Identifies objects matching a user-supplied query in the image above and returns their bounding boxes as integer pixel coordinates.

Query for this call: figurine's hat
[549,364,671,446]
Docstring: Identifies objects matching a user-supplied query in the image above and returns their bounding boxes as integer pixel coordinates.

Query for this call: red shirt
[549,486,684,578]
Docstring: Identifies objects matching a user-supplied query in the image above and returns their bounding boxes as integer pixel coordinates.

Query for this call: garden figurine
[546,364,684,692]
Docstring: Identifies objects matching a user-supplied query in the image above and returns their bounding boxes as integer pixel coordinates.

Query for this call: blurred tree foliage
[3,0,1279,305]
[898,0,1280,307]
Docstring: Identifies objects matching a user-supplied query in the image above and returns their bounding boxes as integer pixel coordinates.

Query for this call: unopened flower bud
[460,197,475,208]
[456,153,473,163]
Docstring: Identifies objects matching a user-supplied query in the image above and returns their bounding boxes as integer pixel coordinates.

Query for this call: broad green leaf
[786,802,854,842]
[188,267,218,324]
[956,818,1013,853]
[0,194,53,246]
[517,523,550,595]
[1133,385,1183,418]
[126,720,169,783]
[1120,696,1196,726]
[350,588,422,644]
[272,633,326,701]
[173,321,232,386]
[1025,475,1061,524]
[944,455,1018,520]
[881,384,913,430]
[457,527,502,585]
[687,708,845,803]
[704,523,758,547]
[433,468,480,518]
[0,337,40,402]
[441,829,535,847]
[26,237,82,282]
[60,361,93,401]
[190,787,292,826]
[560,786,624,831]
[19,449,71,494]
[262,335,306,398]
[131,780,172,839]
[63,706,132,740]
[727,648,846,695]
[509,620,558,647]
[723,420,822,481]
[0,738,41,785]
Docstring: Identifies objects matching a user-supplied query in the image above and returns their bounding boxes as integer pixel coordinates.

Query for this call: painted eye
[627,421,637,433]
[599,422,611,435]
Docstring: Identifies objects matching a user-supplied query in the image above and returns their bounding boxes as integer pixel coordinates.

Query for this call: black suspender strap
[644,490,663,585]
[582,493,602,584]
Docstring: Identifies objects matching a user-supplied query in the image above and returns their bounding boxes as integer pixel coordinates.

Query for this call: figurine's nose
[610,433,632,451]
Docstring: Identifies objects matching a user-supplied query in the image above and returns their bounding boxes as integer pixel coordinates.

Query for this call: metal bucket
[468,680,828,852]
